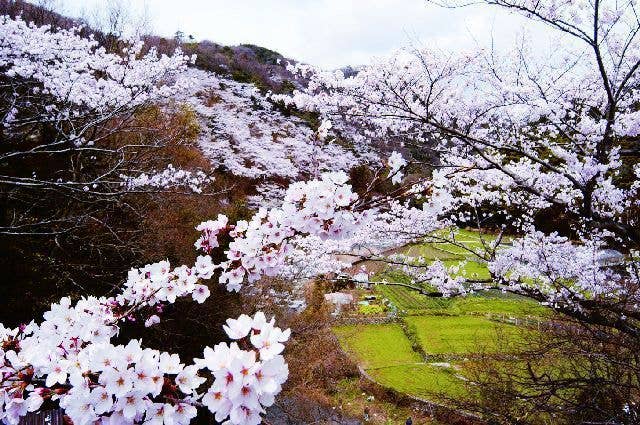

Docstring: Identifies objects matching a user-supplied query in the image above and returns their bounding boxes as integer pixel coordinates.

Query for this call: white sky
[56,0,552,69]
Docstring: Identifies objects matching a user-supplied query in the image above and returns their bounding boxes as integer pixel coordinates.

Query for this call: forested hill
[0,0,303,92]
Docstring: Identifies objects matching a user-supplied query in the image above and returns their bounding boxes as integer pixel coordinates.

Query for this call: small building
[324,292,354,314]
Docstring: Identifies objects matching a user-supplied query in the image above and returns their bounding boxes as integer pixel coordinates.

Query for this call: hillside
[177,68,375,205]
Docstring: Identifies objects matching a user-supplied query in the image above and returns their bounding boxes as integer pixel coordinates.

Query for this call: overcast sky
[57,0,550,69]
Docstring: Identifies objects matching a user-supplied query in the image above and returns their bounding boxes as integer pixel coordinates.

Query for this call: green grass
[420,227,512,260]
[333,324,422,368]
[334,324,467,399]
[431,227,510,244]
[332,306,539,400]
[376,285,546,316]
[405,316,520,355]
[369,363,466,399]
[376,227,500,296]
[430,242,482,257]
[359,304,385,315]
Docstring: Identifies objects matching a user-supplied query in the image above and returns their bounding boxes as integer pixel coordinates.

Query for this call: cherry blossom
[387,151,407,184]
[0,294,290,425]
[0,16,193,114]
[195,171,363,292]
[180,69,373,181]
[272,0,640,328]
[121,165,213,194]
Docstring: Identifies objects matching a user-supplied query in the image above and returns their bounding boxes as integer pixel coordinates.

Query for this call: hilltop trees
[0,15,206,236]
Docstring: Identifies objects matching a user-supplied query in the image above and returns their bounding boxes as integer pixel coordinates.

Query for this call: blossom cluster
[0,168,387,423]
[196,171,362,291]
[277,33,639,228]
[1,163,406,424]
[117,259,215,315]
[488,231,628,307]
[0,296,289,425]
[121,165,214,194]
[0,253,289,425]
[385,255,468,297]
[180,69,368,181]
[317,119,333,141]
[198,313,289,424]
[1,15,209,204]
[1,16,193,117]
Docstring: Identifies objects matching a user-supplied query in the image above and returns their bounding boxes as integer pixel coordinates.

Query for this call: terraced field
[333,228,548,402]
[333,324,421,369]
[404,315,521,355]
[334,323,468,398]
[369,363,465,399]
[376,284,545,316]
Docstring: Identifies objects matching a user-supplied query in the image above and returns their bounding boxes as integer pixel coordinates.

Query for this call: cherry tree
[0,15,211,237]
[273,0,640,336]
[0,168,380,424]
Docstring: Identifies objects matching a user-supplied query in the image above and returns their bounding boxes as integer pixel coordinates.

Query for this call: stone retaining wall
[336,315,397,325]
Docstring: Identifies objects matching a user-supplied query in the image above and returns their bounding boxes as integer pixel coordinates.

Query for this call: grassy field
[333,317,522,399]
[399,226,515,282]
[334,323,468,398]
[376,285,546,316]
[333,324,421,369]
[404,315,520,355]
[369,363,466,398]
[332,228,549,402]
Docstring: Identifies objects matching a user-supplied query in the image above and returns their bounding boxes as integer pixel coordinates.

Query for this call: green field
[369,363,465,398]
[333,324,421,368]
[404,315,520,355]
[334,323,467,398]
[333,317,523,399]
[376,285,546,316]
[333,228,548,402]
[394,227,512,285]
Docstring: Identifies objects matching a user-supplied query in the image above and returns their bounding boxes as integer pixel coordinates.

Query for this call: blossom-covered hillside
[186,69,356,178]
[3,1,639,424]
[178,68,377,204]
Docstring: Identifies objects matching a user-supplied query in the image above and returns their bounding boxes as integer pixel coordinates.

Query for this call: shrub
[359,304,385,315]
